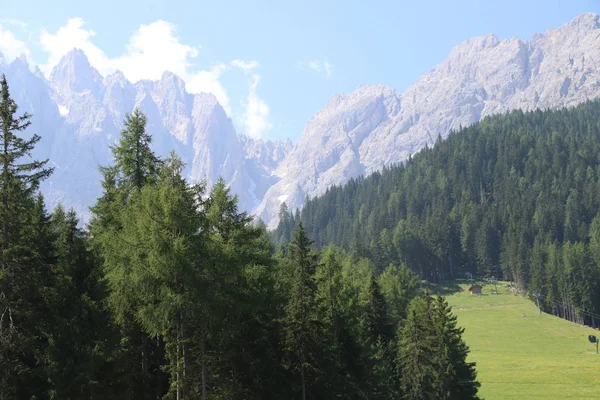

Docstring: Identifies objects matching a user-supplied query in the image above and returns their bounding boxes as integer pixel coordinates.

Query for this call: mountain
[256,12,600,227]
[1,13,599,225]
[0,50,292,221]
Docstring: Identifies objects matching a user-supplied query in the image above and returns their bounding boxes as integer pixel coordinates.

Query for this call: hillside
[274,98,600,328]
[443,282,600,399]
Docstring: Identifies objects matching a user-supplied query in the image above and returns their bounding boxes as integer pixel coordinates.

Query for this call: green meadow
[433,282,600,399]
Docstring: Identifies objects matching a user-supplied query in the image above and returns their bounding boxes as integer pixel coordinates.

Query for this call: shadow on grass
[421,280,463,296]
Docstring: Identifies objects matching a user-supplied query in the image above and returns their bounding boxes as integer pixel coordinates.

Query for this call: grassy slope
[434,282,600,399]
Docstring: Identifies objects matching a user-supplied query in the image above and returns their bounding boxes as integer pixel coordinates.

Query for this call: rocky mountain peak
[50,48,104,101]
[192,92,226,120]
[449,33,500,57]
[568,12,600,30]
[104,70,127,85]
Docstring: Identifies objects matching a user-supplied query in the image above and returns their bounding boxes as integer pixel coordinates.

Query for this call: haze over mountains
[1,12,600,226]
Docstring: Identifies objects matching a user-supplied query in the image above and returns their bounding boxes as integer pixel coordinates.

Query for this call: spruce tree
[284,223,322,400]
[397,296,440,400]
[46,205,120,399]
[363,273,397,399]
[398,295,480,400]
[314,247,359,398]
[0,74,53,399]
[431,296,480,400]
[203,178,285,399]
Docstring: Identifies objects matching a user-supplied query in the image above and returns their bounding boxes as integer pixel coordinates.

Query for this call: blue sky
[1,0,598,141]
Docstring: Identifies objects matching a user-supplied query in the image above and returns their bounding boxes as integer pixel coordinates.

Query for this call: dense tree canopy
[0,75,482,399]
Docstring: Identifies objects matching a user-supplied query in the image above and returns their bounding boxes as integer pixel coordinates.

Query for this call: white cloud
[38,18,233,113]
[244,74,271,138]
[113,20,199,82]
[187,63,231,115]
[298,60,333,78]
[0,24,30,62]
[39,18,107,76]
[0,19,28,29]
[232,60,271,138]
[231,59,259,72]
[7,17,271,137]
[323,62,333,78]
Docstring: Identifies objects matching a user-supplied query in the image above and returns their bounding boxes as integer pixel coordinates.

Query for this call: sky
[0,0,599,141]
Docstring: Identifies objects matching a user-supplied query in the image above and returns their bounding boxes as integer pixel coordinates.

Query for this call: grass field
[431,281,600,399]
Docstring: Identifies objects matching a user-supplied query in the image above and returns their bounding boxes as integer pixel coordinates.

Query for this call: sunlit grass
[438,281,600,399]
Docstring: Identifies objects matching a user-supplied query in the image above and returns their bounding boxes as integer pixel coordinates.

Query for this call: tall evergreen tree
[101,154,203,399]
[0,74,53,399]
[431,296,480,400]
[110,108,161,192]
[397,296,439,400]
[89,109,166,399]
[398,295,480,400]
[284,223,323,400]
[46,205,120,399]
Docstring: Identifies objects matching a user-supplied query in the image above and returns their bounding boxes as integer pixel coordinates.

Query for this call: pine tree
[0,74,54,399]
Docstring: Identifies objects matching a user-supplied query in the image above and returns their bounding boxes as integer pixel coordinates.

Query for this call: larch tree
[89,108,166,399]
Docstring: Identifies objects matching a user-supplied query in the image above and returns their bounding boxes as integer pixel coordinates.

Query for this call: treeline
[0,75,480,399]
[273,98,600,327]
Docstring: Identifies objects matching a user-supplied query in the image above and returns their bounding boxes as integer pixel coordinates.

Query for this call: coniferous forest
[273,97,600,328]
[0,74,481,399]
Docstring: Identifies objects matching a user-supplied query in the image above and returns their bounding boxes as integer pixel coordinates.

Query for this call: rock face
[1,13,599,226]
[255,12,600,227]
[0,50,292,221]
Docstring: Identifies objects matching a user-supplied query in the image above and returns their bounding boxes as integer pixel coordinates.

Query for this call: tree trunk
[156,334,163,400]
[301,350,307,400]
[142,339,149,375]
[201,333,207,400]
[181,312,187,399]
[176,327,181,400]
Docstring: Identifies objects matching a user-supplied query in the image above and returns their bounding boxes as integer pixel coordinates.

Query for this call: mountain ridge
[0,50,292,220]
[255,12,600,227]
[1,13,599,225]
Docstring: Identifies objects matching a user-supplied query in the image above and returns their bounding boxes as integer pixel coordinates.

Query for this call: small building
[469,284,482,295]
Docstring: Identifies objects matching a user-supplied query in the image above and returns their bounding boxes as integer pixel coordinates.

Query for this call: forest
[0,74,480,400]
[273,97,600,328]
